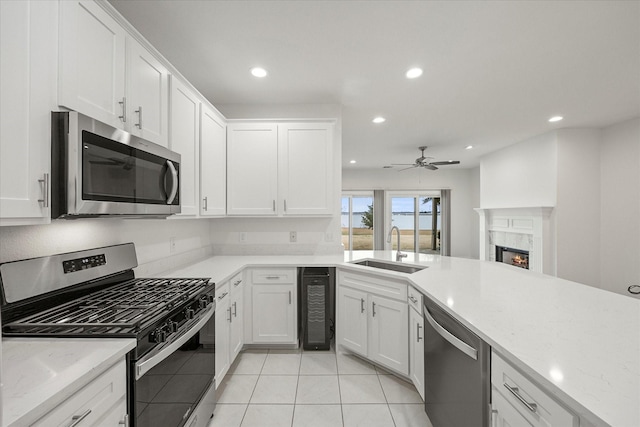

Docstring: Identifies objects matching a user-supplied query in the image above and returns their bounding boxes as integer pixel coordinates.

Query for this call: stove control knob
[185,308,195,320]
[199,296,208,309]
[169,321,179,332]
[207,294,215,303]
[153,328,167,343]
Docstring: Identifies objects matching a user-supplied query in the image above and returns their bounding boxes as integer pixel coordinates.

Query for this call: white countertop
[2,337,136,427]
[162,250,639,427]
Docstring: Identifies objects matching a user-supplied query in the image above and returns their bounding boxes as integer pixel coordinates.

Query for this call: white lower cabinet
[229,274,245,361]
[32,359,128,426]
[248,268,298,344]
[409,302,425,400]
[491,350,578,427]
[213,282,231,385]
[337,270,409,376]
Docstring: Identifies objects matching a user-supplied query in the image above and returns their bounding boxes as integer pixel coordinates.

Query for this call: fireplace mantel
[475,207,555,274]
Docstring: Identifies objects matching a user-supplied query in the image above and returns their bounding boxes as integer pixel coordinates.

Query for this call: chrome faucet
[387,226,408,262]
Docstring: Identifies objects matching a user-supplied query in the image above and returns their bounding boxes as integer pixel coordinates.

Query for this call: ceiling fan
[392,146,460,171]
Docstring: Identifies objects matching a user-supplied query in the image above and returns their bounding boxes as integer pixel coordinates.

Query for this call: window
[388,192,441,254]
[341,193,374,250]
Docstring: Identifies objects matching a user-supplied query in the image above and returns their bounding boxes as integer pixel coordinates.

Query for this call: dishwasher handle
[424,305,478,361]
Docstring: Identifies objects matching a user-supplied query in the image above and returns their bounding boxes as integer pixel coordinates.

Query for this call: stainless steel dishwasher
[423,297,490,427]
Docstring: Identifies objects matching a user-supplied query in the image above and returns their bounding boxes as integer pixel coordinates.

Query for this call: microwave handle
[165,160,179,204]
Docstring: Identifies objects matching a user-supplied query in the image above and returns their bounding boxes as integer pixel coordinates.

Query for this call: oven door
[133,308,215,427]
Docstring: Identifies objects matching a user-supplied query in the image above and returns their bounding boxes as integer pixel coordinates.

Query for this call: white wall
[556,129,601,287]
[0,218,212,275]
[600,117,640,295]
[215,103,344,255]
[341,167,480,259]
[480,132,558,208]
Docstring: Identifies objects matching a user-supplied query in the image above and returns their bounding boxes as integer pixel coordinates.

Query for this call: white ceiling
[109,0,640,170]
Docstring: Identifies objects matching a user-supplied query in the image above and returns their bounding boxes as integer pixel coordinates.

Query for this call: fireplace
[496,246,529,269]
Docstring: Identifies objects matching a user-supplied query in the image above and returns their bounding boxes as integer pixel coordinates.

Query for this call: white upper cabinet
[59,0,169,146]
[200,105,227,216]
[170,77,200,216]
[59,0,126,127]
[278,123,334,215]
[126,38,169,146]
[0,0,58,225]
[227,123,279,216]
[227,121,335,216]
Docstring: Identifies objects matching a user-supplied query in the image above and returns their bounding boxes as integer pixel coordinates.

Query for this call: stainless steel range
[0,243,216,427]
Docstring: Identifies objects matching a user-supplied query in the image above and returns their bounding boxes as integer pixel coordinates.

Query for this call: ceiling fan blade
[423,164,438,170]
[391,163,418,166]
[398,165,418,171]
[429,160,460,166]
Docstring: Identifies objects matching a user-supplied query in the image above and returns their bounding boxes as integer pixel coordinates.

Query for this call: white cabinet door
[59,0,126,128]
[200,105,226,216]
[252,284,296,343]
[278,123,334,215]
[170,77,200,216]
[409,306,425,400]
[126,38,169,146]
[491,387,535,427]
[337,286,368,358]
[369,295,409,375]
[227,123,278,215]
[214,294,231,386]
[0,0,56,225]
[229,282,244,361]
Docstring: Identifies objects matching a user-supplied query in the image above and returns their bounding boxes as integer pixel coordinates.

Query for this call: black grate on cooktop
[2,278,211,335]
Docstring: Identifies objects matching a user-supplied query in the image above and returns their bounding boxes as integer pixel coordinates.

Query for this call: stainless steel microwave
[51,111,181,218]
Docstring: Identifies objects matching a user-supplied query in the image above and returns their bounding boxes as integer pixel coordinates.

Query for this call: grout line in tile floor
[211,346,430,427]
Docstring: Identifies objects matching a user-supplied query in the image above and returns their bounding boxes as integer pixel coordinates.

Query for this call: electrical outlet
[239,232,247,243]
[289,231,297,243]
[170,237,176,253]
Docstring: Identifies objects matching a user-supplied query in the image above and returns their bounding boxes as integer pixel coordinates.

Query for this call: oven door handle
[135,306,214,380]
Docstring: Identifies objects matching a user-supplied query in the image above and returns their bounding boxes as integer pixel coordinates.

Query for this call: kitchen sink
[352,259,427,274]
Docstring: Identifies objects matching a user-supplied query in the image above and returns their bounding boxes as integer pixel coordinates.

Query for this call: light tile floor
[210,347,433,427]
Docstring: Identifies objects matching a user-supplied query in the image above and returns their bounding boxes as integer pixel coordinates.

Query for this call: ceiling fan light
[372,117,386,124]
[465,145,473,150]
[548,116,563,123]
[350,160,356,164]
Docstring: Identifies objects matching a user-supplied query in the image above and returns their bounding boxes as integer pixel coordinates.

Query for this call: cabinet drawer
[251,268,296,284]
[216,281,230,302]
[338,270,407,301]
[491,351,578,427]
[229,272,244,292]
[32,359,127,427]
[407,286,423,313]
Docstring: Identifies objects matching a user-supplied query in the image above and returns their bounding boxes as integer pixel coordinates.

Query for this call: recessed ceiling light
[350,160,356,164]
[372,117,386,124]
[406,67,423,79]
[465,145,473,150]
[548,116,563,123]
[250,67,267,78]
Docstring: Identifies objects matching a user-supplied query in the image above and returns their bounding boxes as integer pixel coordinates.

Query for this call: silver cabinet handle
[38,173,49,207]
[628,285,640,294]
[227,307,232,322]
[203,196,208,211]
[265,275,280,279]
[233,301,237,317]
[165,160,179,204]
[503,383,538,413]
[372,301,376,317]
[119,414,129,426]
[273,199,276,212]
[417,323,423,342]
[233,279,242,287]
[289,291,292,304]
[424,305,478,360]
[135,105,143,129]
[119,97,126,122]
[218,291,228,300]
[69,409,92,427]
[409,295,417,303]
[284,199,287,212]
[360,298,365,313]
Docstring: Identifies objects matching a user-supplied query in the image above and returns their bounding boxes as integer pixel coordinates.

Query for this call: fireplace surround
[475,207,554,274]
